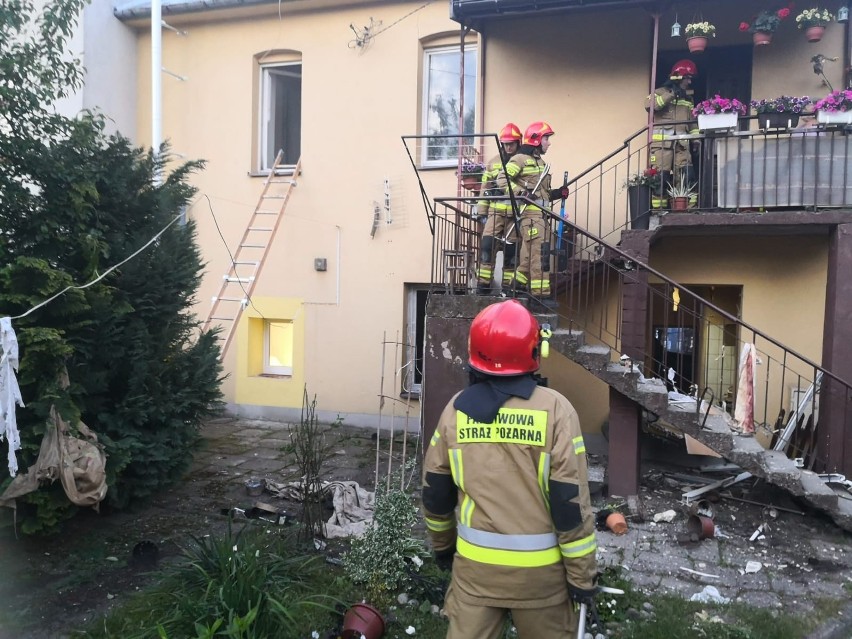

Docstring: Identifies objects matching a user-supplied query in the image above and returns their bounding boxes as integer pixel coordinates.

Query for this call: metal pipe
[151,0,162,184]
[647,12,660,150]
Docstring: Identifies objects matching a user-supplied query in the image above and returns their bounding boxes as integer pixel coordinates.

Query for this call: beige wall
[125,0,842,428]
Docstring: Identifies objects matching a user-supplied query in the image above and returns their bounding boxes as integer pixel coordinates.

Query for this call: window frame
[420,43,478,169]
[258,61,302,173]
[262,319,294,376]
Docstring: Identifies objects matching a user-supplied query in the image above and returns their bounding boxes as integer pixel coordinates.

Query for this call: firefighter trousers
[512,211,551,297]
[477,209,517,287]
[445,583,577,639]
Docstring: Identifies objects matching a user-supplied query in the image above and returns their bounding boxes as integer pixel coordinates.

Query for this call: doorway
[648,284,742,404]
[656,45,753,129]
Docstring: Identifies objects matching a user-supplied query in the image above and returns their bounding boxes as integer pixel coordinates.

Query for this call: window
[259,63,302,171]
[421,45,477,166]
[263,320,293,375]
[404,287,430,396]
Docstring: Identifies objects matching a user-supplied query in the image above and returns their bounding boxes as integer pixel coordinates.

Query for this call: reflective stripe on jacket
[422,385,597,609]
[646,86,699,137]
[477,153,512,216]
[498,153,552,213]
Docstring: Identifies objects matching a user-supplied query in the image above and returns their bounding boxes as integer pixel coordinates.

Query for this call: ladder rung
[234,260,259,265]
[247,227,273,232]
[263,195,287,199]
[256,211,279,215]
[240,243,266,248]
[270,179,296,184]
[216,297,247,302]
[224,276,255,283]
[210,316,235,321]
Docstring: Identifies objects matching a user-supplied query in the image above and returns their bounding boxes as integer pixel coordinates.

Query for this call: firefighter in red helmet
[476,123,523,294]
[422,299,597,639]
[645,59,699,208]
[497,121,566,302]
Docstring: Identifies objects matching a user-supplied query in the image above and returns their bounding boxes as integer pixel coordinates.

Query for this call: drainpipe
[151,0,162,184]
[845,13,851,88]
[458,24,471,194]
[647,12,660,150]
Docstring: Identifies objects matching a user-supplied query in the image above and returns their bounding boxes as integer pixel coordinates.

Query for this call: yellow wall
[125,0,842,424]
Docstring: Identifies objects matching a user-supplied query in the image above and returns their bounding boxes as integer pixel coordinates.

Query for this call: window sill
[257,373,293,379]
[400,390,421,401]
[248,168,298,178]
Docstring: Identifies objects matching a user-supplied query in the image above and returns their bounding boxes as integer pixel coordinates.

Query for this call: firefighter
[499,121,566,302]
[422,300,598,639]
[645,59,700,207]
[475,122,522,294]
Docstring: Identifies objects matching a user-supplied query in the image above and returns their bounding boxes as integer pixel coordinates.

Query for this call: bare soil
[0,417,850,638]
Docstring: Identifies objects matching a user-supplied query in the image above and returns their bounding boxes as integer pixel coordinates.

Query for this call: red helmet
[670,59,698,80]
[498,122,522,143]
[468,300,540,375]
[523,121,555,147]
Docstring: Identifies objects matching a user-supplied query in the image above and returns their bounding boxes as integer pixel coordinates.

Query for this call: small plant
[667,172,697,198]
[814,89,852,112]
[751,95,812,114]
[796,7,835,28]
[692,95,748,116]
[624,167,662,190]
[685,21,716,37]
[459,156,486,176]
[343,465,428,608]
[739,6,791,33]
[289,387,333,542]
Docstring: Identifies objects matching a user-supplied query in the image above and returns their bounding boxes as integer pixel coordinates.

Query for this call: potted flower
[666,173,698,212]
[814,89,852,125]
[684,21,716,53]
[692,95,747,131]
[458,157,486,193]
[739,6,792,46]
[751,95,812,129]
[796,7,834,41]
[624,168,662,228]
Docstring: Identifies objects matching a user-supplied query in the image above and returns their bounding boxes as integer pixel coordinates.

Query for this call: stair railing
[426,194,852,474]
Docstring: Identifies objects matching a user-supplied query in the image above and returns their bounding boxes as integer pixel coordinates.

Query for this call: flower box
[697,112,738,131]
[759,112,800,130]
[817,110,852,125]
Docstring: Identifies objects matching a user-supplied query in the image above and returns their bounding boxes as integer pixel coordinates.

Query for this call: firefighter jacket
[645,86,699,139]
[477,153,512,218]
[498,152,552,214]
[422,383,597,609]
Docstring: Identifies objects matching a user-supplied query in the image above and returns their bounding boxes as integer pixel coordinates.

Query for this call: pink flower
[739,21,750,31]
[778,8,790,18]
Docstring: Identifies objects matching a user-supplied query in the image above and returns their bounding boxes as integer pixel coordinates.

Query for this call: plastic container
[245,477,265,497]
[341,602,385,639]
[687,514,715,540]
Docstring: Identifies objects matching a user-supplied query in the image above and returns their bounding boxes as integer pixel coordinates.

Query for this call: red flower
[777,7,790,18]
[644,168,658,176]
[739,21,750,31]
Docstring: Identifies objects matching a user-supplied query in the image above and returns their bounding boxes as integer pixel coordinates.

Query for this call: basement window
[259,62,302,171]
[263,320,293,376]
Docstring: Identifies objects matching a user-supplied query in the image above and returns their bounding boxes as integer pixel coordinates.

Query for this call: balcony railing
[566,119,852,242]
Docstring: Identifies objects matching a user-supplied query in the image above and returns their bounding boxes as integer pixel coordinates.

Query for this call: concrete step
[545,326,852,533]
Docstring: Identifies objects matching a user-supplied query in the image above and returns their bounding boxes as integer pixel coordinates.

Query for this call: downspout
[458,24,471,194]
[647,12,660,150]
[152,0,162,184]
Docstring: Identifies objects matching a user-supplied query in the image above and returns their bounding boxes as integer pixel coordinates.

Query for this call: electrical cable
[11,211,184,320]
[348,1,434,48]
[201,193,266,320]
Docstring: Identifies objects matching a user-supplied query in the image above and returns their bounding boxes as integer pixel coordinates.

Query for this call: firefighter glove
[567,583,597,607]
[549,186,569,201]
[434,546,456,572]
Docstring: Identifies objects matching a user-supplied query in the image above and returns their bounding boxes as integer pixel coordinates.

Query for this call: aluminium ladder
[201,150,301,358]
